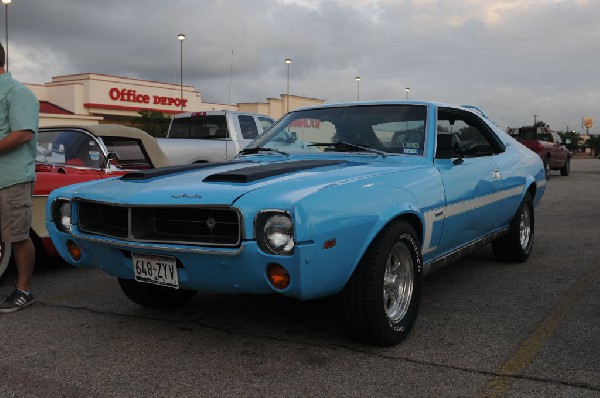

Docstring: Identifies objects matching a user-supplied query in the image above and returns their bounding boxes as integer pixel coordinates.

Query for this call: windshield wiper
[308,141,387,157]
[238,147,288,156]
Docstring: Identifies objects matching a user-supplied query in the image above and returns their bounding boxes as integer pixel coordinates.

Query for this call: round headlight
[256,212,295,255]
[54,200,72,233]
[264,215,294,252]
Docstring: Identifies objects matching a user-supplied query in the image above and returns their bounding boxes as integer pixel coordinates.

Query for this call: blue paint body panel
[47,101,546,300]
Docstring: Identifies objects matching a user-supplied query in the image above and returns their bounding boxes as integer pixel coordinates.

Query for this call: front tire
[118,278,197,309]
[335,221,422,346]
[492,193,534,262]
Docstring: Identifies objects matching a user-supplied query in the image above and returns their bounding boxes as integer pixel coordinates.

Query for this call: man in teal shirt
[0,42,39,313]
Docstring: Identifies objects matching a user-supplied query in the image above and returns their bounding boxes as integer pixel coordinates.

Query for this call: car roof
[172,110,272,119]
[287,100,495,124]
[39,124,171,168]
[289,100,479,113]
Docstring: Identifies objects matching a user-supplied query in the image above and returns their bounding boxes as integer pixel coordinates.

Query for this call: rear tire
[118,278,197,308]
[335,221,422,346]
[492,193,534,262]
[0,241,13,281]
[560,157,570,176]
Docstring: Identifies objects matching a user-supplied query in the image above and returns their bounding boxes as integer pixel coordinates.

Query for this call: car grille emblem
[206,217,217,229]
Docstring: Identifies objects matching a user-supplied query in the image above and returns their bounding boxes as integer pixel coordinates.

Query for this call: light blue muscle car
[46,101,546,346]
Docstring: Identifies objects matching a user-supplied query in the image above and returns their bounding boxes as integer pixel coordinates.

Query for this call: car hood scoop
[120,160,247,180]
[203,160,347,183]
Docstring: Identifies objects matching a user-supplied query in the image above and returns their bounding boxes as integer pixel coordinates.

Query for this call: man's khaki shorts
[0,181,34,243]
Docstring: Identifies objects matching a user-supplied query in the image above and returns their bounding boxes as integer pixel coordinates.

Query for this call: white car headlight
[255,211,295,255]
[52,200,73,233]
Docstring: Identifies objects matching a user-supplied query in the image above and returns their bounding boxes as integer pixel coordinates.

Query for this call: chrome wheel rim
[383,242,414,322]
[519,205,531,249]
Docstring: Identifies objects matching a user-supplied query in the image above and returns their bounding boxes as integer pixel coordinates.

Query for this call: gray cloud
[5,0,598,131]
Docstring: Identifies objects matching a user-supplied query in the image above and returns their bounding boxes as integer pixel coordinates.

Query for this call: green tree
[586,135,600,157]
[558,131,581,152]
[133,110,171,137]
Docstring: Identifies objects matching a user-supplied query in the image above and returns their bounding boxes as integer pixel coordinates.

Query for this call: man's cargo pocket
[9,184,33,236]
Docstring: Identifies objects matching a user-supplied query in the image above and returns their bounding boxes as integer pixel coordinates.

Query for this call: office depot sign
[108,87,188,108]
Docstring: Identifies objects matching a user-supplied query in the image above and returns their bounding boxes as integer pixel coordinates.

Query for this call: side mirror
[289,131,298,142]
[106,152,120,171]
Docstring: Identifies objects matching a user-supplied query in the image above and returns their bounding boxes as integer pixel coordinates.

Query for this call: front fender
[285,168,443,297]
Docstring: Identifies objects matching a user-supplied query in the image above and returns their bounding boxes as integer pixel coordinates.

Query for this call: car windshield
[36,129,105,168]
[249,104,427,156]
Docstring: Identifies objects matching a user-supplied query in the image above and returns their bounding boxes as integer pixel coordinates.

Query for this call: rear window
[510,127,551,141]
[169,115,229,139]
[100,137,152,169]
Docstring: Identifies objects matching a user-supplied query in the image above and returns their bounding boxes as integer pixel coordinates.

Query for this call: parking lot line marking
[478,263,597,398]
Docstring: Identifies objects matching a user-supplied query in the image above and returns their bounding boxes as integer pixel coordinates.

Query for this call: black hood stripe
[203,160,348,183]
[121,160,247,180]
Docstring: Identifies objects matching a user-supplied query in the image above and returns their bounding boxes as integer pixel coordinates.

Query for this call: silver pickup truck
[157,110,275,164]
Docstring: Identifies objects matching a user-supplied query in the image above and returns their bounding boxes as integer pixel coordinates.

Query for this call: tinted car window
[239,115,259,139]
[170,115,228,139]
[437,108,503,158]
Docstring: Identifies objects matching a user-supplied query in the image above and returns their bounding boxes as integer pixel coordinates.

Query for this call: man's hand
[0,130,33,153]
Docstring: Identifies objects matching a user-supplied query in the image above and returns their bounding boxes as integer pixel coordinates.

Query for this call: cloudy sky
[5,0,598,132]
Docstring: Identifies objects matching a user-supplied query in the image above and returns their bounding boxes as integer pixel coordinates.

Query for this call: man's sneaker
[0,289,34,313]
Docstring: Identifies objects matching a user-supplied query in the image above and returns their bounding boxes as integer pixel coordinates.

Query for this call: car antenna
[225,50,234,160]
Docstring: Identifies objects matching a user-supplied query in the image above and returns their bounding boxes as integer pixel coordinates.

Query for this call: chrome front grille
[77,201,242,246]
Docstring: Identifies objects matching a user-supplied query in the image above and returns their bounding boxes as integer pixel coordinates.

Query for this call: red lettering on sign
[109,88,120,100]
[290,119,321,128]
[109,87,185,108]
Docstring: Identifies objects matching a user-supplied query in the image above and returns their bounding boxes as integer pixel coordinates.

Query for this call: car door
[550,130,568,167]
[432,107,511,256]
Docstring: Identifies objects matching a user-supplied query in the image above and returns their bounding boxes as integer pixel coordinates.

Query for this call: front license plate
[132,252,179,289]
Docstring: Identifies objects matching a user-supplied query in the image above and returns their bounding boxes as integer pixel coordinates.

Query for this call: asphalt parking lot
[0,159,598,398]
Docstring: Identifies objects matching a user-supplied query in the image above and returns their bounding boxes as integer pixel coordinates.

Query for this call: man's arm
[0,130,34,153]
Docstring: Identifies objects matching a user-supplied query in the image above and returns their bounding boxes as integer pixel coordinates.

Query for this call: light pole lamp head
[177,33,186,41]
[355,76,361,82]
[405,87,410,93]
[1,0,11,6]
[285,58,291,65]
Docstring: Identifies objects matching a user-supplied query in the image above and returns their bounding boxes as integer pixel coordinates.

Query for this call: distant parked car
[46,101,546,346]
[0,125,170,279]
[507,126,571,179]
[156,110,275,165]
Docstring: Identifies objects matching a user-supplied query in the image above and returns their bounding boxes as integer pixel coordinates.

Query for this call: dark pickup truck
[507,126,570,179]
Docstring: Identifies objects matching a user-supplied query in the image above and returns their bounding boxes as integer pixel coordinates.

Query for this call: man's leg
[13,238,35,291]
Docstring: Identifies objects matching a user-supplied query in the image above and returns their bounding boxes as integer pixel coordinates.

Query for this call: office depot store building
[27,73,324,127]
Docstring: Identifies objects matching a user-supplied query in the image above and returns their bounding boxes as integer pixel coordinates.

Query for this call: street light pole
[355,76,360,101]
[177,33,185,112]
[2,0,11,72]
[405,87,410,100]
[285,58,291,113]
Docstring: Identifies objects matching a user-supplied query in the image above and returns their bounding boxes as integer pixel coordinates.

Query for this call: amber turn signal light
[67,240,81,261]
[266,263,290,290]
